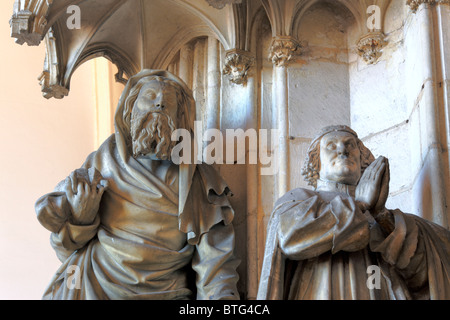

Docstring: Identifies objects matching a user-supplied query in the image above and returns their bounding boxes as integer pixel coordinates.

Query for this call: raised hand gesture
[355,156,389,217]
[64,168,108,225]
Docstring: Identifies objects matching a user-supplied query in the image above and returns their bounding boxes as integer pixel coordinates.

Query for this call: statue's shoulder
[98,134,117,151]
[273,187,318,209]
[80,134,117,169]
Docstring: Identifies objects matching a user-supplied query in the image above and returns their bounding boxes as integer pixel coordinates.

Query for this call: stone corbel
[205,0,242,9]
[356,32,387,65]
[268,36,303,67]
[10,0,54,46]
[222,49,255,85]
[407,0,450,13]
[38,28,68,99]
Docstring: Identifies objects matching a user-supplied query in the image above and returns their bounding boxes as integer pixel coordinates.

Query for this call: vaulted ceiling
[10,0,392,99]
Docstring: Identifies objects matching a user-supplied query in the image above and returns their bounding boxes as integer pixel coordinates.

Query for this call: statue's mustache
[130,111,177,159]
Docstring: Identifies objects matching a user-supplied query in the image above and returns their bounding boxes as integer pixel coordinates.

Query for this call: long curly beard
[130,111,177,160]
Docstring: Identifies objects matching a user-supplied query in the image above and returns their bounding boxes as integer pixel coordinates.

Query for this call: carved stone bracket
[39,28,68,99]
[407,0,450,13]
[205,0,242,9]
[222,49,255,85]
[356,32,387,65]
[10,0,54,46]
[268,36,303,67]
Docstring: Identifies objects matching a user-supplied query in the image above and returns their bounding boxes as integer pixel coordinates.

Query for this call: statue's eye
[327,143,336,150]
[345,141,356,149]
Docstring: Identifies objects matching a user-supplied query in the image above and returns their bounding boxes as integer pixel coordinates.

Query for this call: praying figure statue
[35,70,240,300]
[257,125,450,300]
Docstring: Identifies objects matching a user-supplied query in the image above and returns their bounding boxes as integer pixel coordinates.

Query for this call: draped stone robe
[35,69,241,300]
[35,135,240,300]
[257,187,450,300]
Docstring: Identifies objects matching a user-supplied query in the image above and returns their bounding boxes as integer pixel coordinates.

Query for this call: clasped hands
[64,168,108,225]
[355,156,390,220]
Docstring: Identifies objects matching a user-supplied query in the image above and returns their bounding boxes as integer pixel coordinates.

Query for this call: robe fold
[35,70,240,300]
[257,188,450,300]
[36,135,239,300]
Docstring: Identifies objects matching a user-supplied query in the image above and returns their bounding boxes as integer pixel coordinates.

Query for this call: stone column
[179,42,194,89]
[192,39,206,128]
[435,3,450,226]
[436,5,450,224]
[268,36,301,199]
[406,3,449,227]
[206,37,221,131]
[245,82,259,300]
[224,48,258,299]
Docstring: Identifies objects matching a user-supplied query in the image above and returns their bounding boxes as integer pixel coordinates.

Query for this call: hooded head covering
[113,69,197,215]
[114,69,196,146]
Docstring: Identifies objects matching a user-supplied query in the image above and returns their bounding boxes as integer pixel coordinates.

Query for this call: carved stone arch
[228,0,264,51]
[291,0,363,41]
[60,0,127,83]
[336,0,367,35]
[171,0,232,50]
[259,0,279,36]
[42,0,87,38]
[248,5,270,54]
[366,0,393,32]
[155,26,224,71]
[73,45,139,86]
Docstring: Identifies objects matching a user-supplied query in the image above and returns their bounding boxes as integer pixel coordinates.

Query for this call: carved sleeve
[192,222,240,300]
[183,167,240,300]
[277,194,370,261]
[35,179,100,262]
[369,209,428,294]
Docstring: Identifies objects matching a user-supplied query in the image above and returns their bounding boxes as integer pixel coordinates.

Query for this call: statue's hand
[64,168,108,225]
[355,156,386,212]
[372,157,390,218]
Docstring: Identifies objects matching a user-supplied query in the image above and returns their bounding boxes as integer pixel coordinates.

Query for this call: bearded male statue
[36,70,240,300]
[257,125,450,300]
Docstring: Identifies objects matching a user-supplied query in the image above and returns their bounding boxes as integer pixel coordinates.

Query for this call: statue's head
[121,74,193,161]
[301,125,375,188]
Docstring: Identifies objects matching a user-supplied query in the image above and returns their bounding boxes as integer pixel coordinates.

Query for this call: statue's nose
[337,143,349,157]
[154,97,166,110]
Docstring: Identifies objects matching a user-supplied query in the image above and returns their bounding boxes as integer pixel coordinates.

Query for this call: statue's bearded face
[319,131,361,185]
[130,80,178,160]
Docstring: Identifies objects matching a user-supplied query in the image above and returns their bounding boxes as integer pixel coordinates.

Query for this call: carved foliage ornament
[269,37,303,67]
[222,49,255,85]
[356,32,386,65]
[205,0,242,9]
[407,0,450,12]
[10,0,54,46]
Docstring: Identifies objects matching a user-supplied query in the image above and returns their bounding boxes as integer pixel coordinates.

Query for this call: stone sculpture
[257,125,450,300]
[36,69,240,300]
